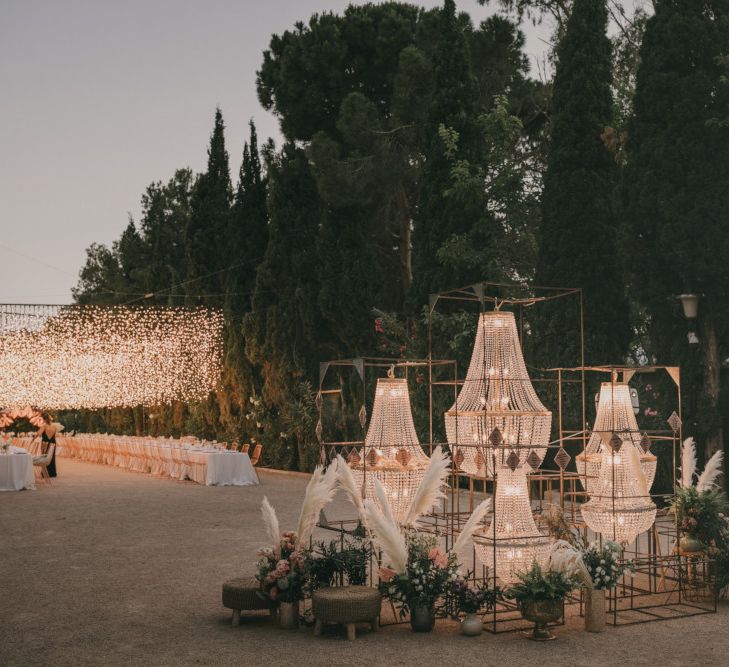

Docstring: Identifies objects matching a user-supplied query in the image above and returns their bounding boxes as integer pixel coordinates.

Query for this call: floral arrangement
[505,561,581,606]
[449,576,501,614]
[256,532,307,603]
[672,438,727,548]
[580,541,634,590]
[306,538,372,589]
[379,531,459,615]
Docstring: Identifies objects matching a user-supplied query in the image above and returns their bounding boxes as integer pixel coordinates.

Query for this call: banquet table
[186,449,258,486]
[0,446,36,491]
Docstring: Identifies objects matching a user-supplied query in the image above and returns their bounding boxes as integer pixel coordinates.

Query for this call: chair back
[250,443,262,465]
[241,443,250,454]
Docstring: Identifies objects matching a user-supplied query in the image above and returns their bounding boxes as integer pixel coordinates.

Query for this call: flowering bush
[255,531,307,603]
[448,577,501,614]
[378,532,459,615]
[672,486,729,547]
[580,541,634,590]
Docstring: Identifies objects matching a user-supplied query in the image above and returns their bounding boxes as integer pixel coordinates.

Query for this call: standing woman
[32,414,59,478]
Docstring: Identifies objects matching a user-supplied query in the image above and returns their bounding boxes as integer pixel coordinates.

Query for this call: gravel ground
[1,459,727,666]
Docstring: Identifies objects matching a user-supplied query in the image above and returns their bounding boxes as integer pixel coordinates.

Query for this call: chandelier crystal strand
[350,376,430,521]
[0,305,223,409]
[445,311,552,477]
[576,382,657,491]
[473,465,550,584]
[580,446,657,545]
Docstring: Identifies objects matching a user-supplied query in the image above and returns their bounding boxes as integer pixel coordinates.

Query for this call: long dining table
[58,434,259,486]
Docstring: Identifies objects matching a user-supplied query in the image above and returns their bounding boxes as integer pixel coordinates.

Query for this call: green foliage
[672,486,729,546]
[580,540,634,590]
[505,561,579,604]
[535,0,630,368]
[306,538,372,590]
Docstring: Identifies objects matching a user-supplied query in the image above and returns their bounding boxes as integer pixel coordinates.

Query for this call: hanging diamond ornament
[609,433,623,453]
[640,432,651,454]
[526,450,541,471]
[350,377,432,521]
[506,450,520,471]
[454,449,465,469]
[577,383,657,492]
[358,404,368,430]
[668,411,682,433]
[444,311,552,477]
[555,447,571,470]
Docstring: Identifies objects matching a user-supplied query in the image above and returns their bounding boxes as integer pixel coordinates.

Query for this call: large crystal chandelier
[473,466,551,584]
[577,382,657,492]
[580,441,657,545]
[445,310,551,478]
[350,373,430,521]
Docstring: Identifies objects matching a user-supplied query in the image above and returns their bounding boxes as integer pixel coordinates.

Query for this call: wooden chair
[32,443,55,484]
[240,443,250,454]
[249,444,262,466]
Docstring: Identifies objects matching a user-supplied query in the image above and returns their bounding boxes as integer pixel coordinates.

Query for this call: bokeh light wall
[0,305,223,409]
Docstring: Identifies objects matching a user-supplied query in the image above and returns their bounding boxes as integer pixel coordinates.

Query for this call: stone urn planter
[518,599,562,641]
[679,534,705,553]
[585,587,606,633]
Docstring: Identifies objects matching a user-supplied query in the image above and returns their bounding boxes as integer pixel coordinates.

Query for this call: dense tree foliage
[67,1,729,473]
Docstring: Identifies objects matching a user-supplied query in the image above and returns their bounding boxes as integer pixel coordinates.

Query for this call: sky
[0,0,549,304]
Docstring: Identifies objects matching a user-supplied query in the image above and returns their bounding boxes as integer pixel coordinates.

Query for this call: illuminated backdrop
[0,304,224,409]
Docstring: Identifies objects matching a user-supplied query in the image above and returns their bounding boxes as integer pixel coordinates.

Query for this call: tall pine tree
[534,0,629,367]
[623,0,729,462]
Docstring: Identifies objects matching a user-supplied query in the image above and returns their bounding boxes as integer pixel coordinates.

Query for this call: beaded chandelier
[473,466,550,583]
[577,383,657,492]
[350,374,430,521]
[580,444,657,545]
[445,311,551,477]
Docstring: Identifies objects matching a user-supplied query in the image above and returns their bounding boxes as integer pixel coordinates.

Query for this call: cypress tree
[185,108,233,301]
[534,0,630,368]
[623,0,729,461]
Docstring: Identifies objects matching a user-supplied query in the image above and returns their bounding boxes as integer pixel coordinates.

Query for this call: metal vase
[519,599,562,641]
[278,600,300,630]
[585,587,606,633]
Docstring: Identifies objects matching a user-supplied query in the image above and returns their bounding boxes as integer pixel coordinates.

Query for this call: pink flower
[379,566,396,582]
[428,548,448,568]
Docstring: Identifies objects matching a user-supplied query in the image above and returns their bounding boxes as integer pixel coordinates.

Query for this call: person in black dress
[32,415,59,478]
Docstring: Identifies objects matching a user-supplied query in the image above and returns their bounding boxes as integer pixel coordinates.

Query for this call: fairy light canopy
[445,310,551,477]
[350,370,430,521]
[0,304,224,409]
[577,382,657,492]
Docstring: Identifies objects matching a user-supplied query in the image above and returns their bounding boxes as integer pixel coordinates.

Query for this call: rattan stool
[312,586,381,640]
[222,578,272,626]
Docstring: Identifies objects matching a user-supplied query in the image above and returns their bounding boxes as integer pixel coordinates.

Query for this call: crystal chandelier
[580,442,657,545]
[350,373,430,521]
[445,311,551,477]
[577,382,657,492]
[473,465,550,584]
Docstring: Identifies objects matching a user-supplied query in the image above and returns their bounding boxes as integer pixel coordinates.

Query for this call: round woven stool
[222,578,273,627]
[312,585,381,640]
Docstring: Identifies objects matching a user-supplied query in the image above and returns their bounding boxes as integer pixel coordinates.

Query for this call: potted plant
[579,540,634,632]
[672,439,727,553]
[256,531,308,629]
[449,577,501,636]
[379,531,459,632]
[505,561,580,641]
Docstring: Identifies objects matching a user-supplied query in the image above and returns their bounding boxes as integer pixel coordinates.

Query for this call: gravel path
[1,459,727,666]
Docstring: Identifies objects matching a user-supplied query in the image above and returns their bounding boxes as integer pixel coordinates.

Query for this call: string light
[577,382,657,491]
[350,375,430,521]
[0,305,223,409]
[445,311,551,477]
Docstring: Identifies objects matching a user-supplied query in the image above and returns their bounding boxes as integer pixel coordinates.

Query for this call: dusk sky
[0,0,548,304]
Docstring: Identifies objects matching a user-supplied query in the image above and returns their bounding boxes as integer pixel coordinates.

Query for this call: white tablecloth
[0,447,35,491]
[204,451,258,486]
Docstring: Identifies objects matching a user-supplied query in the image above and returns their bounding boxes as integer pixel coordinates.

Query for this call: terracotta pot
[585,587,606,633]
[410,605,436,632]
[519,599,562,641]
[278,600,300,630]
[460,612,483,636]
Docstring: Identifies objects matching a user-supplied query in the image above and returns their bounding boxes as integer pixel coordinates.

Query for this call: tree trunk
[701,315,724,465]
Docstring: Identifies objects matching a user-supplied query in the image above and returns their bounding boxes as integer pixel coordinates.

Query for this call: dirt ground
[1,459,728,666]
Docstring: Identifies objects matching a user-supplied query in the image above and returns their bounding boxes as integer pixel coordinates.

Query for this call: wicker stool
[222,578,272,627]
[312,586,381,640]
